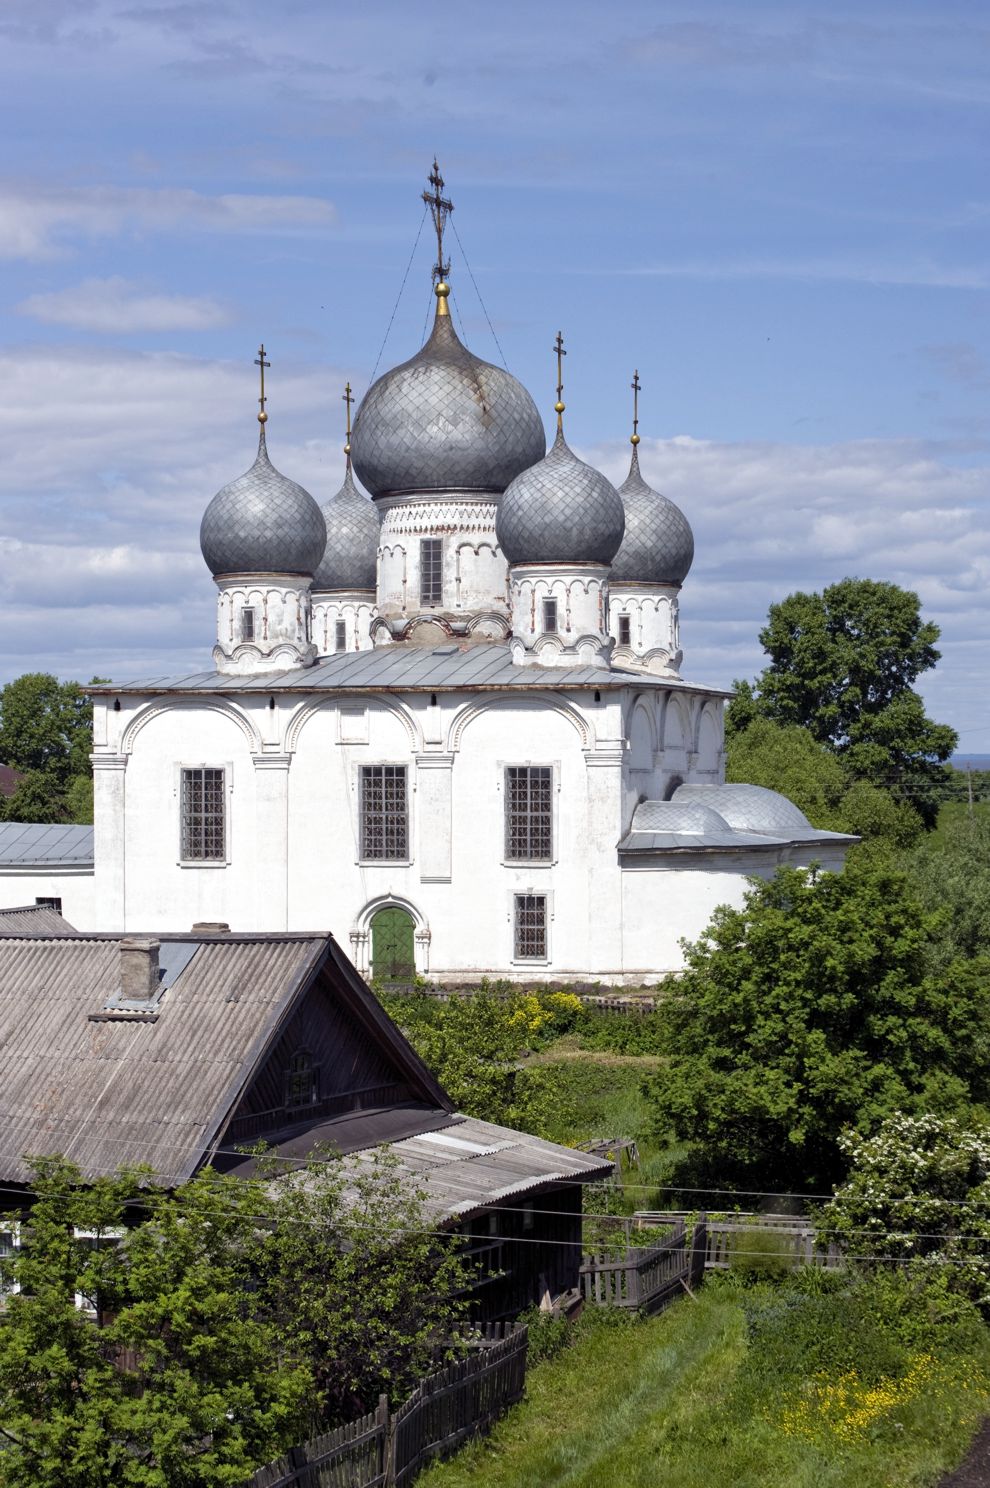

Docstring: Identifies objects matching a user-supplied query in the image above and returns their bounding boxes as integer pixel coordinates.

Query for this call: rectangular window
[514,894,547,960]
[241,607,255,642]
[73,1228,124,1321]
[542,598,558,634]
[505,766,553,861]
[618,614,631,647]
[35,896,62,914]
[420,538,443,606]
[181,768,226,861]
[360,765,408,860]
[335,619,347,652]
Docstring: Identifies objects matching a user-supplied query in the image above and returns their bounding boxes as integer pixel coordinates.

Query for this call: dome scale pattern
[200,427,326,577]
[497,429,625,566]
[313,466,381,591]
[611,447,694,586]
[350,306,547,497]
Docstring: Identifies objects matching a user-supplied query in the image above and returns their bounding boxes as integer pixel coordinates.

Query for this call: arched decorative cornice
[626,692,659,753]
[121,696,263,756]
[284,693,422,753]
[446,691,594,753]
[352,894,430,936]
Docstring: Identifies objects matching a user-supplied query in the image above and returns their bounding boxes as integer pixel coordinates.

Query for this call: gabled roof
[0,930,448,1189]
[0,822,94,867]
[0,904,76,934]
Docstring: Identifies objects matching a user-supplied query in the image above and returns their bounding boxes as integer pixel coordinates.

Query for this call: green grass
[418,1281,990,1488]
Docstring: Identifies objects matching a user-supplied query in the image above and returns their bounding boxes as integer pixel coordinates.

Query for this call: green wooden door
[371,907,416,983]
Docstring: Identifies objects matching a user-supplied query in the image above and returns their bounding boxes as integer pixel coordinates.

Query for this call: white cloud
[0,184,336,260]
[18,277,231,332]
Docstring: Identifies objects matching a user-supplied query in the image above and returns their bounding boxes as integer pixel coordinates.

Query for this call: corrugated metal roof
[338,1113,612,1224]
[0,823,94,866]
[0,933,326,1187]
[0,904,76,934]
[90,644,731,698]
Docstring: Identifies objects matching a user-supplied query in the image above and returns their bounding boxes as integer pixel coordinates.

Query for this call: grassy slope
[418,1290,986,1488]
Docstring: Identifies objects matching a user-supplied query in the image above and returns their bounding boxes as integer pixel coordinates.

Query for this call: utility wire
[449,216,508,371]
[369,205,428,386]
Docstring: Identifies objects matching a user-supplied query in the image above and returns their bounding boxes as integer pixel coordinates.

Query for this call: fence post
[380,1393,395,1487]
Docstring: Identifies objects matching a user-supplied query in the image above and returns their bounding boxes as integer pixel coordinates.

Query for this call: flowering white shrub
[820,1113,990,1309]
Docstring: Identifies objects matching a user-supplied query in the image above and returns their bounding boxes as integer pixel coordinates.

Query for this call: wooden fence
[244,1327,527,1488]
[580,1218,707,1315]
[634,1212,843,1271]
[381,984,660,1014]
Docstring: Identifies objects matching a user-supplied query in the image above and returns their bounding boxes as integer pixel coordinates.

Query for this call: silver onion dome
[350,301,547,497]
[611,447,694,586]
[313,466,380,591]
[496,429,625,566]
[200,426,327,577]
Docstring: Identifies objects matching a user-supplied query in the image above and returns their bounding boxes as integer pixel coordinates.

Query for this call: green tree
[0,1153,467,1487]
[725,717,847,828]
[907,813,990,971]
[646,863,990,1192]
[0,674,94,783]
[737,580,957,827]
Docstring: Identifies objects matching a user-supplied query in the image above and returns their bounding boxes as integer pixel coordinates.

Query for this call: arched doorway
[371,906,416,983]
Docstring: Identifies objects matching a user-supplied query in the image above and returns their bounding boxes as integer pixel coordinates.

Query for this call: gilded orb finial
[254,344,270,425]
[630,369,641,446]
[342,382,354,469]
[553,330,567,432]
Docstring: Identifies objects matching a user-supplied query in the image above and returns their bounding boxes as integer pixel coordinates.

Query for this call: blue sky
[1,0,988,747]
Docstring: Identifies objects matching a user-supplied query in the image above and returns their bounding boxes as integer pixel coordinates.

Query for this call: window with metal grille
[35,896,62,914]
[514,894,547,959]
[420,538,443,606]
[286,1049,319,1109]
[542,598,558,634]
[180,768,226,861]
[335,619,347,652]
[241,607,255,642]
[618,614,631,646]
[505,766,553,860]
[360,765,408,860]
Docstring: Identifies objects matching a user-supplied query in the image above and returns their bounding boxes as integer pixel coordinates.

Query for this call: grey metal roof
[0,904,76,934]
[497,429,625,566]
[618,786,857,855]
[0,823,94,866]
[352,1114,611,1223]
[351,305,547,498]
[200,425,327,578]
[0,933,328,1187]
[92,643,731,698]
[611,448,694,586]
[313,466,380,592]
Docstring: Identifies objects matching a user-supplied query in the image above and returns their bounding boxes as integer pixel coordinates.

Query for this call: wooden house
[0,928,609,1317]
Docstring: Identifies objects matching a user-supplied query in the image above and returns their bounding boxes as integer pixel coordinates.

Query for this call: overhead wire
[369,204,428,386]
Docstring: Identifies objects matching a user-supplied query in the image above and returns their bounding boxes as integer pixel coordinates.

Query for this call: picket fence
[579,1218,707,1314]
[244,1326,527,1488]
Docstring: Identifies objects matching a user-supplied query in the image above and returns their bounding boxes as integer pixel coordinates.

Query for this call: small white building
[0,174,854,982]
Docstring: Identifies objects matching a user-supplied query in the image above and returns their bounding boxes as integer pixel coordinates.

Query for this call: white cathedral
[0,169,854,983]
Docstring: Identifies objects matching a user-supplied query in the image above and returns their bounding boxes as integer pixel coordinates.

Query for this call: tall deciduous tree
[728,580,957,827]
[646,863,990,1192]
[0,674,105,825]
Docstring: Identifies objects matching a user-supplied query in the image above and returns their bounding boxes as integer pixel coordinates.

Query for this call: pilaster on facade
[251,751,292,929]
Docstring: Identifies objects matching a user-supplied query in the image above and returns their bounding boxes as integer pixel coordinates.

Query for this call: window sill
[358,858,413,868]
[511,958,550,967]
[177,859,230,869]
[502,860,556,870]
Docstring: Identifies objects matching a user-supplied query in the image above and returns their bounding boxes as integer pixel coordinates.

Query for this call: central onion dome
[313,465,380,591]
[612,446,694,586]
[497,428,625,566]
[350,289,546,497]
[200,425,326,578]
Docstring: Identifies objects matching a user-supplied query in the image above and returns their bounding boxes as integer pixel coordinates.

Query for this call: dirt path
[939,1420,990,1487]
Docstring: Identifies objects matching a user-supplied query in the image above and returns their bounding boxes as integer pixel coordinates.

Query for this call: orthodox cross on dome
[553,330,567,433]
[422,158,453,295]
[255,344,270,425]
[631,369,641,446]
[342,381,354,469]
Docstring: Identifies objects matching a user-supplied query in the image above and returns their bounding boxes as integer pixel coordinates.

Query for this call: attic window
[285,1049,319,1110]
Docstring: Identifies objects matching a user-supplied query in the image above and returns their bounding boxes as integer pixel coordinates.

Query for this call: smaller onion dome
[201,425,326,578]
[497,429,625,566]
[611,446,694,586]
[313,466,380,591]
